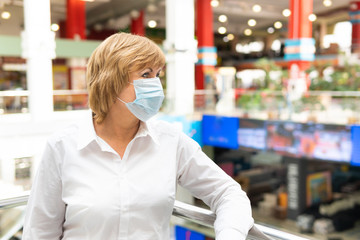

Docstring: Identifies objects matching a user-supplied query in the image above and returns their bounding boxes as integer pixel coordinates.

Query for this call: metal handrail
[0,192,311,240]
[0,191,29,209]
[172,200,311,240]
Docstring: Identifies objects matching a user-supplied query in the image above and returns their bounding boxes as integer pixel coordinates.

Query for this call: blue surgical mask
[117,77,164,122]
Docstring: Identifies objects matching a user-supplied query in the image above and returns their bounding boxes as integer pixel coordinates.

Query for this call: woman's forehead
[135,65,164,72]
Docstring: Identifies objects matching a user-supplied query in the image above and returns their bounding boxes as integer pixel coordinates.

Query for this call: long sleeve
[22,141,66,240]
[176,133,254,240]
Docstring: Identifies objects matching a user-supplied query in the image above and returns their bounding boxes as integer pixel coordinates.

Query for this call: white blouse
[22,111,254,240]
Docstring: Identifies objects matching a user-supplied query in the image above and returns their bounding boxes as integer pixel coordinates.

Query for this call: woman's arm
[22,141,66,240]
[176,133,254,240]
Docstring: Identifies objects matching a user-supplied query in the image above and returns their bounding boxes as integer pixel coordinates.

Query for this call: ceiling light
[274,21,282,29]
[282,9,291,17]
[218,15,227,23]
[223,36,229,42]
[323,0,332,7]
[218,26,227,34]
[227,33,234,40]
[148,20,157,28]
[309,13,317,22]
[248,19,256,27]
[51,23,60,31]
[271,39,281,51]
[107,18,116,27]
[267,27,275,34]
[252,4,262,13]
[244,29,252,36]
[210,0,219,7]
[1,11,11,19]
[94,24,103,31]
[147,3,157,12]
[130,9,140,19]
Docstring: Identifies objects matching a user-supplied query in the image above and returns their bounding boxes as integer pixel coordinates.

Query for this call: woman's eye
[142,72,150,78]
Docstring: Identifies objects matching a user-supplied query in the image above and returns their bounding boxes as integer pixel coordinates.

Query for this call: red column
[195,0,217,90]
[350,1,360,53]
[285,0,314,88]
[65,0,86,93]
[66,0,86,40]
[131,10,145,36]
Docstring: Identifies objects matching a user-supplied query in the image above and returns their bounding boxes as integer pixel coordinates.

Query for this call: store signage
[287,163,299,210]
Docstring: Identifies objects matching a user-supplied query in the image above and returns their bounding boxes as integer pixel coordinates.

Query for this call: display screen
[266,121,352,162]
[351,125,360,166]
[202,115,239,149]
[238,118,266,150]
[266,121,302,155]
[295,123,317,158]
[175,225,205,240]
[311,124,352,163]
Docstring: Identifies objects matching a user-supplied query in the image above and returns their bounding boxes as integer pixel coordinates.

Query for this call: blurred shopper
[22,33,254,240]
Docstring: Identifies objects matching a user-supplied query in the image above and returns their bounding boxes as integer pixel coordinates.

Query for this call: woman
[23,33,254,240]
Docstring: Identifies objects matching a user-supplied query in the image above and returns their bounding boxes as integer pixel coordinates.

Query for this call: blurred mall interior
[0,0,360,239]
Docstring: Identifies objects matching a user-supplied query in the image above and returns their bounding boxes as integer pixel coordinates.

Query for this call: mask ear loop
[117,97,127,104]
[116,81,135,104]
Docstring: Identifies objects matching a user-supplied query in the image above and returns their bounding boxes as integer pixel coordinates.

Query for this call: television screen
[295,123,317,158]
[202,115,239,149]
[266,122,352,162]
[238,119,266,150]
[175,225,205,240]
[311,124,352,163]
[351,125,360,167]
[266,121,302,155]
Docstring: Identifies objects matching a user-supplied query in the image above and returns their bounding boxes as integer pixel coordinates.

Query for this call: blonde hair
[86,32,166,123]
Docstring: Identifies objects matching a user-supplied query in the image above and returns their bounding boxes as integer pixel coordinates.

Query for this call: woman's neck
[95,116,140,142]
[93,115,140,158]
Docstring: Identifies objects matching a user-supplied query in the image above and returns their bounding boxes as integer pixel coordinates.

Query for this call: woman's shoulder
[47,110,93,145]
[47,123,80,145]
[147,118,198,147]
[147,118,183,137]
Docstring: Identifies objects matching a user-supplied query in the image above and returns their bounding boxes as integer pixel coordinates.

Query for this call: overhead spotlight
[308,13,317,22]
[252,4,262,13]
[274,21,283,29]
[94,23,103,31]
[218,26,227,34]
[282,9,291,17]
[148,20,157,28]
[130,9,140,19]
[1,11,11,19]
[218,14,227,23]
[51,23,60,31]
[227,33,235,40]
[323,0,332,7]
[210,0,219,7]
[147,3,157,12]
[244,29,252,36]
[248,19,256,27]
[267,27,275,34]
[107,18,116,27]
